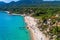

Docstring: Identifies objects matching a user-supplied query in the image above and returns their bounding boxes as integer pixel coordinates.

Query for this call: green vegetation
[0,3,60,40]
[6,7,60,40]
[10,7,59,40]
[27,7,60,40]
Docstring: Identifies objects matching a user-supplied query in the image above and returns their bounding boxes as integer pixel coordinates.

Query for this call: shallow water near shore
[0,11,31,40]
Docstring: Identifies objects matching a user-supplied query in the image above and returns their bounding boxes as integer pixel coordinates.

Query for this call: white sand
[24,16,49,40]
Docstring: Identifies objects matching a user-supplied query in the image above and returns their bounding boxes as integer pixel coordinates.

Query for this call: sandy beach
[24,16,49,40]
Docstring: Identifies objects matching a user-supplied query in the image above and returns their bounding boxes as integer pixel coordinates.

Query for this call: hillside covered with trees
[0,0,60,40]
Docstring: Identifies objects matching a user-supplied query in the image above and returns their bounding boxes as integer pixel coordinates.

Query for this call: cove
[0,11,31,40]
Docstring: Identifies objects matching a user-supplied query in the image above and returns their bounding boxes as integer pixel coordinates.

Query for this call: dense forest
[0,0,60,40]
[0,0,60,13]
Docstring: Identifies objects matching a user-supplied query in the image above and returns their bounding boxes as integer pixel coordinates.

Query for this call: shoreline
[5,11,25,16]
[24,16,37,40]
[26,27,35,40]
[24,16,49,40]
[5,11,49,40]
[4,11,33,40]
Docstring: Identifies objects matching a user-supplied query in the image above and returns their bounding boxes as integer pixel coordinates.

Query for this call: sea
[0,11,31,40]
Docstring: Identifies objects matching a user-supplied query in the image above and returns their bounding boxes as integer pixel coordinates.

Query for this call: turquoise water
[0,12,31,40]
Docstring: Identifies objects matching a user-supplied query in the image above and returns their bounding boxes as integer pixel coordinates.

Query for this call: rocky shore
[6,11,49,40]
[24,16,49,40]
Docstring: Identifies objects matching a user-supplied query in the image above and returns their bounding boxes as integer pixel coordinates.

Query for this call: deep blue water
[0,11,31,40]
